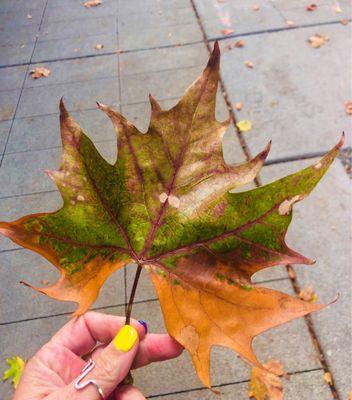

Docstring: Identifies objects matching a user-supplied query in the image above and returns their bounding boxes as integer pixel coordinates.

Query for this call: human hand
[14,311,183,399]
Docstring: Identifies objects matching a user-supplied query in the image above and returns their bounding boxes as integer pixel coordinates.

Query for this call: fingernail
[138,319,148,334]
[113,325,138,352]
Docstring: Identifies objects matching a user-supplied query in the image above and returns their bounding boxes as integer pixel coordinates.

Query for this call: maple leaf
[0,42,343,388]
[248,359,286,400]
[2,356,26,388]
[30,67,51,79]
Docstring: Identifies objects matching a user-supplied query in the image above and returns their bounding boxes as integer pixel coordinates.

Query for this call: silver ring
[74,358,106,399]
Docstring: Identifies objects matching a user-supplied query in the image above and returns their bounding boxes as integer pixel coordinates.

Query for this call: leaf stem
[125,263,142,325]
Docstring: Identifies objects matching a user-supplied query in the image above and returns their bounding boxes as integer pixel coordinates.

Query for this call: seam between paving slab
[145,368,325,399]
[0,0,50,168]
[0,19,350,69]
[189,1,343,399]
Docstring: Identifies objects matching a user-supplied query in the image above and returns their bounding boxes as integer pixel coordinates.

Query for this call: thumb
[67,325,139,399]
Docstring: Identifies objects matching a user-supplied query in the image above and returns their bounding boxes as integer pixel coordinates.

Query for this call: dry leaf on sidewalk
[306,4,317,11]
[248,359,287,400]
[221,28,234,36]
[340,19,349,25]
[245,60,254,69]
[27,13,32,19]
[308,34,329,48]
[253,5,260,11]
[323,372,333,385]
[95,43,104,50]
[225,39,244,50]
[30,67,51,79]
[345,100,352,115]
[286,20,295,26]
[236,120,252,132]
[235,102,243,110]
[84,0,102,7]
[299,286,318,302]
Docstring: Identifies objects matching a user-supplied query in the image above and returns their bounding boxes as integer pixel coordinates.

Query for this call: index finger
[49,311,146,356]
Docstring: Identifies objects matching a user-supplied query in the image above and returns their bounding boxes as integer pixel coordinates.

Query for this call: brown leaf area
[308,34,329,48]
[221,28,234,36]
[30,67,50,79]
[248,359,287,400]
[345,100,352,115]
[84,0,102,7]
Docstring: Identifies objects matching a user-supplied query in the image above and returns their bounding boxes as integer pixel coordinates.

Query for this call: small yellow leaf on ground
[323,372,333,385]
[95,43,104,50]
[84,0,102,7]
[306,4,317,11]
[248,359,286,400]
[30,67,51,79]
[299,286,318,302]
[221,28,234,36]
[308,34,329,48]
[235,102,243,111]
[245,60,254,69]
[334,6,342,13]
[2,356,26,388]
[236,120,252,132]
[345,100,352,115]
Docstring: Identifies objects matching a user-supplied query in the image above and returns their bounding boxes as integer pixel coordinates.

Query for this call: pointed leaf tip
[149,94,162,112]
[207,41,220,69]
[59,98,69,118]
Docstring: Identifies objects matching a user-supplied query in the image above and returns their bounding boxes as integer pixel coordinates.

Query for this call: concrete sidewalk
[0,0,351,399]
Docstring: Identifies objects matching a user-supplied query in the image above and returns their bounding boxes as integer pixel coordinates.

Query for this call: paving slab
[0,0,46,13]
[0,140,116,198]
[43,1,118,23]
[150,370,332,399]
[0,120,11,157]
[39,15,117,42]
[120,66,208,105]
[119,6,196,32]
[24,55,118,88]
[32,33,118,62]
[117,0,190,15]
[119,43,208,76]
[0,191,61,252]
[0,8,43,29]
[118,23,203,52]
[193,0,285,40]
[7,108,117,153]
[260,157,352,399]
[218,24,351,160]
[0,42,36,68]
[0,66,27,91]
[16,77,119,118]
[0,23,40,47]
[273,0,351,25]
[0,279,321,399]
[0,248,126,324]
[0,90,21,121]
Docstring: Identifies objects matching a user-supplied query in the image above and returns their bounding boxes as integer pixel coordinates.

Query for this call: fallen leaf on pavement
[236,120,252,132]
[340,19,349,25]
[345,100,352,115]
[235,102,243,111]
[27,13,32,19]
[253,5,260,11]
[286,20,295,26]
[248,359,287,400]
[308,34,329,48]
[84,0,102,7]
[30,67,51,79]
[2,356,26,388]
[95,43,104,50]
[225,39,244,50]
[334,6,342,13]
[245,60,254,69]
[299,286,318,302]
[306,4,317,11]
[348,391,352,400]
[221,28,234,36]
[324,372,333,385]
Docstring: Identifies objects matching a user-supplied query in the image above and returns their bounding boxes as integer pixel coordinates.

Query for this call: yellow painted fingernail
[113,325,138,352]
